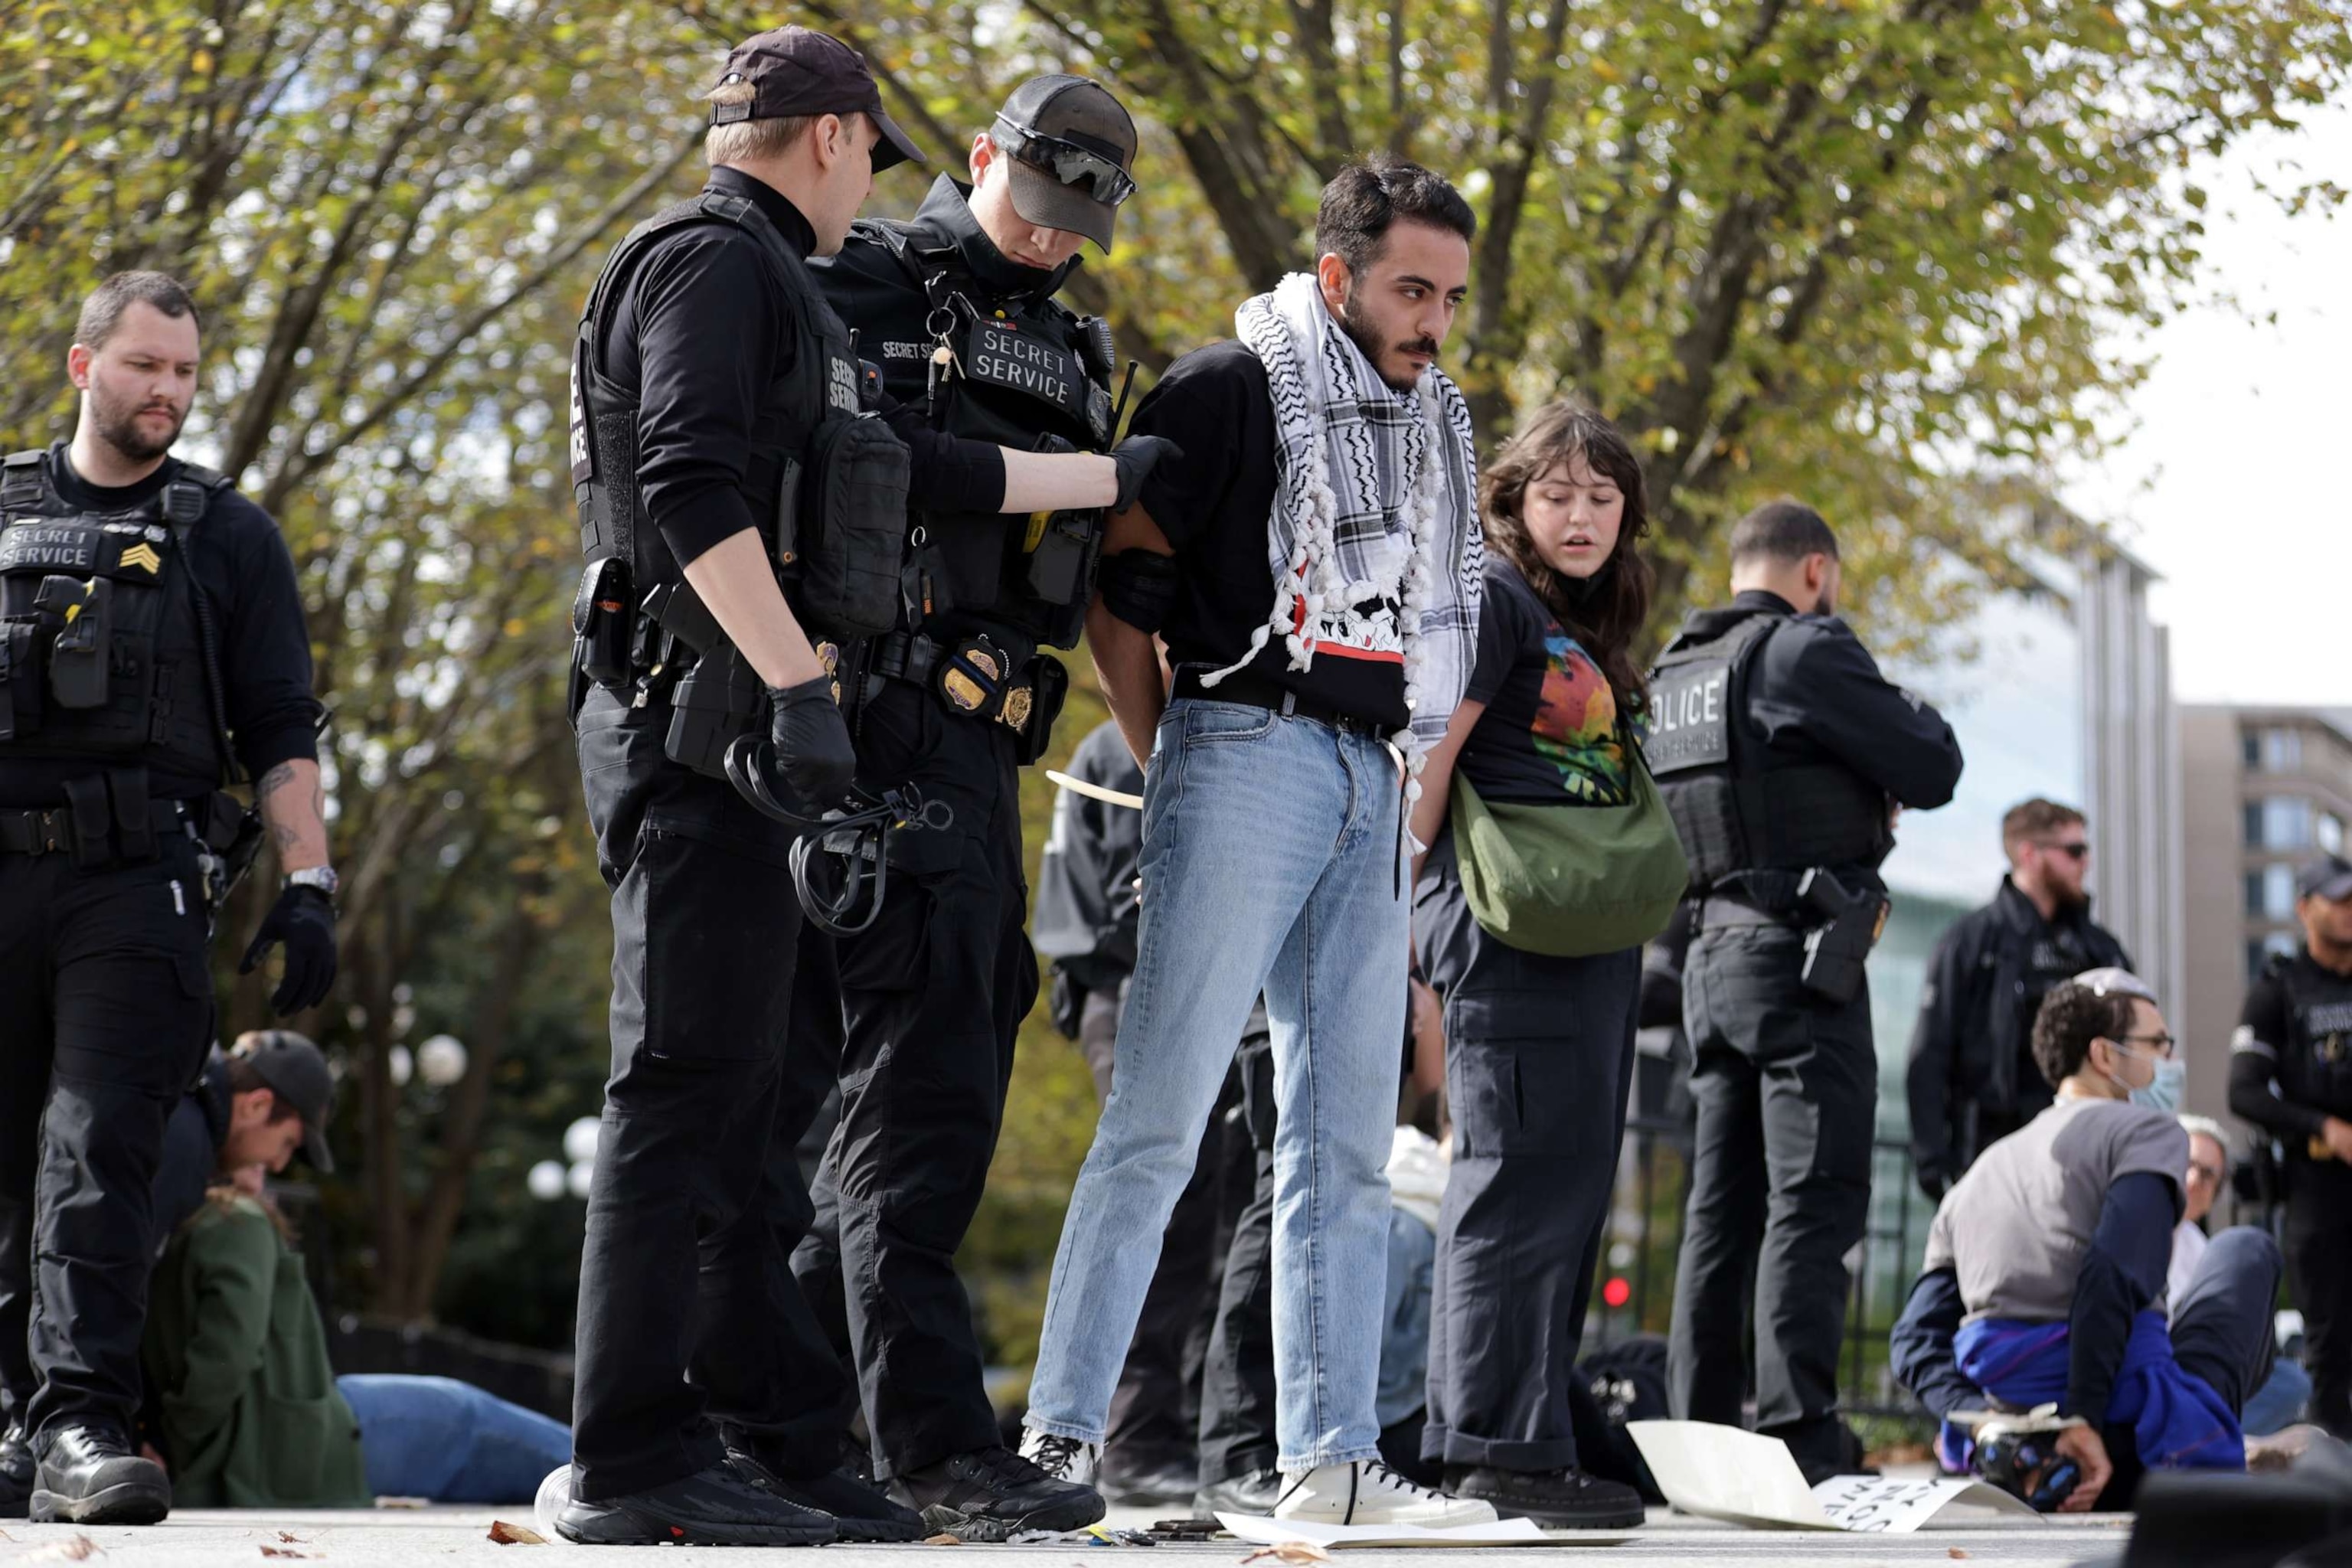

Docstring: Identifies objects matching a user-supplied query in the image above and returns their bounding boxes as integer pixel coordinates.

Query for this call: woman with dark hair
[1403,401,1668,1529]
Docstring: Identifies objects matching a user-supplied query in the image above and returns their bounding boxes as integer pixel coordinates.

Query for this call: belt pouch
[109,769,155,863]
[60,774,113,867]
[1013,654,1069,766]
[663,645,763,779]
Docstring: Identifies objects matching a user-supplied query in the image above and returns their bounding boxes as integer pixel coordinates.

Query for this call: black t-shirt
[0,446,320,806]
[1455,559,1630,806]
[1130,340,1408,730]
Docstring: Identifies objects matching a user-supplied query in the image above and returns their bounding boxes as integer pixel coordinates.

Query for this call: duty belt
[0,793,241,864]
[860,629,1044,740]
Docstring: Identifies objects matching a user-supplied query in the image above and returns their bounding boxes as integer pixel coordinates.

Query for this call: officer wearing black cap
[0,272,335,1526]
[750,70,1147,1540]
[560,28,1169,1548]
[2230,853,2352,1439]
[1648,500,1962,1484]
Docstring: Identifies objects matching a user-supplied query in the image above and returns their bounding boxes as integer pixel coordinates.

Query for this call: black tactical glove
[769,676,858,808]
[1110,435,1184,513]
[240,884,338,1016]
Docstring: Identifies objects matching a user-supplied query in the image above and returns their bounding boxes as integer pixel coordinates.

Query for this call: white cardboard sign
[1627,1419,2040,1533]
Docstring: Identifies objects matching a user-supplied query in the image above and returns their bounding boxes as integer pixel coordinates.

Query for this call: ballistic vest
[1646,609,1893,890]
[0,449,230,788]
[570,190,862,597]
[2273,952,2352,1128]
[843,216,1119,649]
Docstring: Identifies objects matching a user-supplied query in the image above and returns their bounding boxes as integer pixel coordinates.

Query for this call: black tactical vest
[2276,954,2352,1125]
[0,450,231,788]
[848,218,1118,648]
[570,191,862,596]
[1646,610,1893,888]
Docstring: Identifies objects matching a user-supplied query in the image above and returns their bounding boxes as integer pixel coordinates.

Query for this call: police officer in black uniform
[0,272,335,1525]
[1647,501,1962,1483]
[563,35,1169,1547]
[2229,854,2352,1439]
[779,75,1158,1538]
[1906,798,2132,1199]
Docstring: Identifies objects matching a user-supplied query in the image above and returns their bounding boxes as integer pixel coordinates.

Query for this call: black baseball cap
[708,26,927,173]
[2298,855,2352,903]
[230,1031,336,1174]
[992,75,1138,253]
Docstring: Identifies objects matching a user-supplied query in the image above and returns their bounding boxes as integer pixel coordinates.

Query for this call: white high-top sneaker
[1272,1462,1500,1527]
[1017,1426,1102,1490]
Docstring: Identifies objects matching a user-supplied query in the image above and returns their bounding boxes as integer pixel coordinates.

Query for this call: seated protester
[2173,1117,2316,1438]
[1891,969,2283,1511]
[142,1168,570,1508]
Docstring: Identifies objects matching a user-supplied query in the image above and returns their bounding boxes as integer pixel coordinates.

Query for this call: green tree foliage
[1,1,2343,1360]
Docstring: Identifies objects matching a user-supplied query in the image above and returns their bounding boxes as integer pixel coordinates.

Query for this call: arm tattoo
[256,762,299,799]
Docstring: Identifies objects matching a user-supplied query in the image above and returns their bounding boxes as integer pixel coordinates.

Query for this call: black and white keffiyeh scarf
[1204,272,1482,777]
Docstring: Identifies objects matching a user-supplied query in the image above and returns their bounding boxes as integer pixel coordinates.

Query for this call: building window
[2324,814,2345,857]
[2266,728,2305,773]
[2247,803,2265,848]
[2265,863,2298,920]
[2249,872,2268,917]
[2246,732,2263,769]
[2261,797,2313,851]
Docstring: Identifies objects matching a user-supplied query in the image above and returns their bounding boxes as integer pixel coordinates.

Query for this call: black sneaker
[29,1424,171,1526]
[890,1445,1105,1542]
[0,1416,31,1519]
[554,1461,835,1547]
[1193,1466,1283,1517]
[1444,1465,1645,1530]
[724,1440,926,1542]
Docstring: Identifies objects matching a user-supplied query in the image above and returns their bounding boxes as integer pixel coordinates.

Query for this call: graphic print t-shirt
[1455,558,1630,806]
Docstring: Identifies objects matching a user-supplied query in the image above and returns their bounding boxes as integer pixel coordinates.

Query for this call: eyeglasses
[2037,841,2091,861]
[2120,1030,2178,1058]
[995,117,1138,207]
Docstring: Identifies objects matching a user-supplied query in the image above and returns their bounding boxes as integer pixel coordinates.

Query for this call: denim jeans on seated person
[1024,697,1409,1473]
[336,1374,573,1503]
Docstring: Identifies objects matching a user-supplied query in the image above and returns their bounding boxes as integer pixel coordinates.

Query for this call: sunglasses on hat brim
[995,116,1137,207]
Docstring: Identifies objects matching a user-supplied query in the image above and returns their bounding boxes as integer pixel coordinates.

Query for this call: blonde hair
[704,80,815,167]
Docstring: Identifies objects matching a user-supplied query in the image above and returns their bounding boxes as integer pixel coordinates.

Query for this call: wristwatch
[286,866,340,899]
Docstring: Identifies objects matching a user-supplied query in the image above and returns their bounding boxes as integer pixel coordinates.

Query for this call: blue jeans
[1026,699,1408,1471]
[337,1374,573,1504]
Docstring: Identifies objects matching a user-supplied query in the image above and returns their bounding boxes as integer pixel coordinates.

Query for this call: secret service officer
[0,271,334,1525]
[1648,499,1962,1484]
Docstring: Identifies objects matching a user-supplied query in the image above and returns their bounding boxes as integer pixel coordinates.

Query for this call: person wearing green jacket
[142,1174,569,1507]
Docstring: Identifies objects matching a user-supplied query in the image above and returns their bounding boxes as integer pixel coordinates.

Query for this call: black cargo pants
[1413,832,1642,1472]
[2284,1156,2352,1438]
[0,823,214,1445]
[1666,916,1876,1479]
[789,681,1037,1480]
[569,690,849,1502]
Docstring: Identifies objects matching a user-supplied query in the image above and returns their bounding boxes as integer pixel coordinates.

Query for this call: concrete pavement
[0,1505,2135,1568]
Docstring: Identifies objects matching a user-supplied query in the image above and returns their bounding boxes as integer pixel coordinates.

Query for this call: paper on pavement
[1217,1513,1633,1548]
[1626,1419,2038,1532]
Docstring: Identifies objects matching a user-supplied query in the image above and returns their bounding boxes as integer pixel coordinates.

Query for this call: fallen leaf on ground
[1947,1552,1969,1562]
[1241,1544,1334,1565]
[260,1548,313,1560]
[486,1521,547,1545]
[20,1536,102,1562]
[277,1533,310,1544]
[922,1532,964,1546]
[373,1496,428,1509]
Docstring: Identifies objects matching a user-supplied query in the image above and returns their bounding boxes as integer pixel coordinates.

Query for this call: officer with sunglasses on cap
[1907,798,2133,1201]
[720,73,1156,1541]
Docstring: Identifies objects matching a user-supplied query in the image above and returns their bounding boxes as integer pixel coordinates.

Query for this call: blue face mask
[2109,1048,2185,1116]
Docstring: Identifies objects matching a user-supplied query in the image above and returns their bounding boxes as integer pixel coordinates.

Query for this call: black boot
[722,1436,925,1542]
[1192,1466,1282,1517]
[1443,1465,1646,1530]
[554,1460,835,1547]
[890,1446,1105,1542]
[29,1425,171,1526]
[0,1416,32,1519]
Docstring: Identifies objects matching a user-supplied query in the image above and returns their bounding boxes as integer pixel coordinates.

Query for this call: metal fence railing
[1581,1112,1933,1422]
